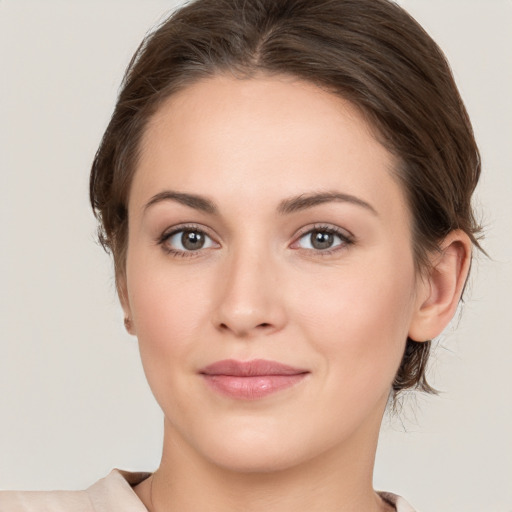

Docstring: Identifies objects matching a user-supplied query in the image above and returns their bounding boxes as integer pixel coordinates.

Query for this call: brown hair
[90,0,482,395]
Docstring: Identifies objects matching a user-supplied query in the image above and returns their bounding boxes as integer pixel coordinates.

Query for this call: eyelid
[292,223,354,242]
[157,222,210,240]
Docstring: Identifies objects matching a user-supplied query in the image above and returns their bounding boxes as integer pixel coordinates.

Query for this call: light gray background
[1,1,511,510]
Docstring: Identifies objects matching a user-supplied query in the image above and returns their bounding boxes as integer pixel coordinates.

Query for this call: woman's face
[123,75,426,472]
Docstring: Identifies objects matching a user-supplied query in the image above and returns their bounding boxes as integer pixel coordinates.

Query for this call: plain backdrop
[1,1,511,511]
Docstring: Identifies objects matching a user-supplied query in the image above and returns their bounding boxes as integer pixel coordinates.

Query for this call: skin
[120,75,471,512]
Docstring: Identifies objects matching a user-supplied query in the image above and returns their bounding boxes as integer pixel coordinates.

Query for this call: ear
[408,230,472,342]
[117,272,136,336]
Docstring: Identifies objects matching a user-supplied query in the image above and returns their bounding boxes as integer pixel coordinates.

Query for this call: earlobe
[408,230,472,342]
[117,274,136,336]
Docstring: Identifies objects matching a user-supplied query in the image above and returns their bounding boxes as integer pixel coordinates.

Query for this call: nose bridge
[213,239,285,337]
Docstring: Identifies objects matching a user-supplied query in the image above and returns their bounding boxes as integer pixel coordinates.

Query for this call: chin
[204,439,311,474]
[170,415,317,474]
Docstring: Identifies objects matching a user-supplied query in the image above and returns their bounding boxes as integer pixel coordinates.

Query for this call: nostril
[216,321,272,336]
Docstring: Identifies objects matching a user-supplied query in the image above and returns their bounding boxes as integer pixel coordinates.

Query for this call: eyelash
[293,224,355,257]
[157,223,216,258]
[156,223,355,258]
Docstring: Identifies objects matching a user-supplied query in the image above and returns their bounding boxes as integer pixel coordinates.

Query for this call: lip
[199,359,309,400]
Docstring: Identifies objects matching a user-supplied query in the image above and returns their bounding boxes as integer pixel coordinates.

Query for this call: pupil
[182,231,204,250]
[311,231,333,250]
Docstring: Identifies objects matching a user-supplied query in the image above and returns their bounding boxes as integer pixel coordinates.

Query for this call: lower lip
[202,374,308,400]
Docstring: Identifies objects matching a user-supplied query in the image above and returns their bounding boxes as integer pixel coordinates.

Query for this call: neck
[140,409,389,512]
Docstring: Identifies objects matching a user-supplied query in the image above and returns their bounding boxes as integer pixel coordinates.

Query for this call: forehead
[132,74,408,224]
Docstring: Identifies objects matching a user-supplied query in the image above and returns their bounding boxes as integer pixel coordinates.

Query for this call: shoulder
[0,469,151,512]
[0,489,92,512]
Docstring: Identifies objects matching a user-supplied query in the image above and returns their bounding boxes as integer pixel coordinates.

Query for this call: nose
[212,247,287,338]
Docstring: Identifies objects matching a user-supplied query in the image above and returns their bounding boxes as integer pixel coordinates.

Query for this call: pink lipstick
[199,359,309,400]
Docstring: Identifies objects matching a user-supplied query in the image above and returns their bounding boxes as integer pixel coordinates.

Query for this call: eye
[294,226,353,252]
[160,227,218,255]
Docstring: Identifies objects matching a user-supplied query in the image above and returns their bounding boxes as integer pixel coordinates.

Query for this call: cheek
[295,254,416,383]
[125,263,216,425]
[125,251,215,384]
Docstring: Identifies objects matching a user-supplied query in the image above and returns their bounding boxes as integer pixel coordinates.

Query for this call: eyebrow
[144,190,218,214]
[277,191,378,216]
[143,190,377,216]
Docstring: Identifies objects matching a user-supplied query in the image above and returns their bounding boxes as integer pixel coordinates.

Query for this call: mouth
[199,359,310,400]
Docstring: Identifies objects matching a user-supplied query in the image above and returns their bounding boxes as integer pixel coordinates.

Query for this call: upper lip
[199,359,309,376]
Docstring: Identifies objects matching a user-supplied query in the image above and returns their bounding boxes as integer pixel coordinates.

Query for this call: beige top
[0,469,417,511]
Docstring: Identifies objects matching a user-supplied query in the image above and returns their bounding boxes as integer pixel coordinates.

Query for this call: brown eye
[181,230,205,250]
[310,230,335,250]
[163,228,217,253]
[295,226,351,253]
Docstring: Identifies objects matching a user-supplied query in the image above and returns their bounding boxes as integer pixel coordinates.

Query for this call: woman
[0,0,483,510]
